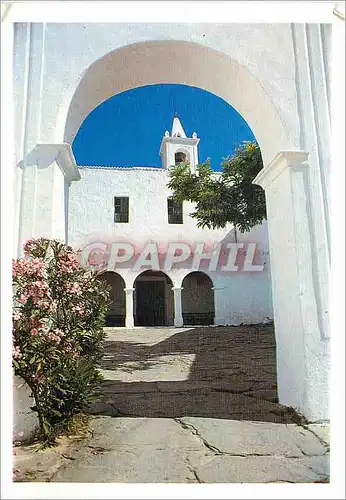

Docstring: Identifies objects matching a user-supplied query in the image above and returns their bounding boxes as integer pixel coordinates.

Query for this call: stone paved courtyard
[14,325,330,483]
[91,324,296,422]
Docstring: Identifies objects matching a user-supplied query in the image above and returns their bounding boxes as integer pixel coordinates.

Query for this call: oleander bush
[12,238,111,442]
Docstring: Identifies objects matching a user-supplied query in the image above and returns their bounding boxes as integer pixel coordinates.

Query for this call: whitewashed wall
[68,167,273,325]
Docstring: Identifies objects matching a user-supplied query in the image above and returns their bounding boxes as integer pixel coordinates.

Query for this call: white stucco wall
[13,377,39,442]
[15,154,74,256]
[68,166,273,325]
[254,152,330,421]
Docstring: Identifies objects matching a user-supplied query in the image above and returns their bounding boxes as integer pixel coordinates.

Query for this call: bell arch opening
[175,151,188,165]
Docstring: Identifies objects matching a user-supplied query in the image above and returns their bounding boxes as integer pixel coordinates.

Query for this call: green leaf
[43,420,51,434]
[51,409,62,417]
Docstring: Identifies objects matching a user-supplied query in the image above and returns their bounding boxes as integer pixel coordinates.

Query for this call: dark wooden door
[136,281,165,326]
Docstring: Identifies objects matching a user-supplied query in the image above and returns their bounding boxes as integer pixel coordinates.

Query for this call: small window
[175,152,187,165]
[168,197,183,224]
[114,197,129,223]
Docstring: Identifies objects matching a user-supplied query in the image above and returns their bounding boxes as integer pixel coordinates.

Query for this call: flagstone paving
[14,325,330,483]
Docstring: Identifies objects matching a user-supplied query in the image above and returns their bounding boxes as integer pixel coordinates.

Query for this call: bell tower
[159,113,200,173]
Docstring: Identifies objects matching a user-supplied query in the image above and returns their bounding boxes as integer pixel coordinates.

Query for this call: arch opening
[133,270,174,327]
[175,151,188,165]
[182,272,215,326]
[60,40,293,165]
[98,271,126,326]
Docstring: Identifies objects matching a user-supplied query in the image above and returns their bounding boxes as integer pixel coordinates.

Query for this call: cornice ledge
[40,143,81,184]
[18,143,81,184]
[253,150,309,190]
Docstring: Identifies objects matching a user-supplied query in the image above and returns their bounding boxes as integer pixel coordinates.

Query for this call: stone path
[50,416,329,483]
[14,325,330,483]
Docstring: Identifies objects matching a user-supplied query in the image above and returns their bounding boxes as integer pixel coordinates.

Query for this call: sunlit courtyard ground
[94,324,293,422]
[14,324,330,483]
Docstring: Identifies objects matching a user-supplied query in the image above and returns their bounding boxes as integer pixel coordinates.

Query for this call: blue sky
[72,84,256,171]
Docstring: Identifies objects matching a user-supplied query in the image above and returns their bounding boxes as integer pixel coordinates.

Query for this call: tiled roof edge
[78,165,222,174]
[78,165,165,171]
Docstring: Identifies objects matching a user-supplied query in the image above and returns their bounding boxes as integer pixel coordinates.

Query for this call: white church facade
[7,14,331,429]
[68,115,273,329]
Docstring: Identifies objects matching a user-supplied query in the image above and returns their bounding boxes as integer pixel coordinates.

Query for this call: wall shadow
[88,325,300,424]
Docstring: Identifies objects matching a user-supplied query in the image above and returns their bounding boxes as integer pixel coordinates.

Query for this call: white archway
[56,38,329,422]
[58,40,293,166]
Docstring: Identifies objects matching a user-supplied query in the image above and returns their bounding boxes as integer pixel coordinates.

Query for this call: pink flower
[49,301,57,313]
[23,238,35,255]
[18,295,28,304]
[47,332,61,344]
[12,257,48,279]
[22,238,49,258]
[37,299,50,309]
[66,282,82,295]
[30,328,38,337]
[72,305,87,316]
[27,281,51,300]
[13,310,22,321]
[58,251,80,273]
[12,346,22,359]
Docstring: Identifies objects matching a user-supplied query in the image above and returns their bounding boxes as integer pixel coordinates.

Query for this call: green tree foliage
[168,141,266,232]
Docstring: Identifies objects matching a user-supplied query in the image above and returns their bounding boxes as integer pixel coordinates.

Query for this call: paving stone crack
[293,440,308,456]
[183,457,203,484]
[301,424,330,452]
[264,480,295,483]
[61,454,76,460]
[300,460,329,481]
[172,418,326,459]
[173,418,222,454]
[212,387,253,394]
